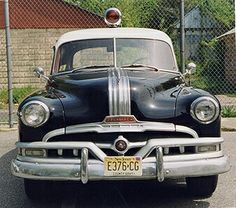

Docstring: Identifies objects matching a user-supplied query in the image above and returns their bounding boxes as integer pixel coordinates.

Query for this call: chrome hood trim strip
[108,68,131,115]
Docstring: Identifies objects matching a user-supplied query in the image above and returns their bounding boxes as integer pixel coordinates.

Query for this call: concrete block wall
[223,35,236,86]
[0,32,7,87]
[0,28,76,89]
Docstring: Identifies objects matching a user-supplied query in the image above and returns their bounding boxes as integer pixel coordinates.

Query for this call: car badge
[114,136,129,152]
[103,115,137,123]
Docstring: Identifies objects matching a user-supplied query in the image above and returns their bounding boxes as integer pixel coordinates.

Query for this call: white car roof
[55,28,173,48]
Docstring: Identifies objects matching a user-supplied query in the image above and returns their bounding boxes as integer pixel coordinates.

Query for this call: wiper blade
[121,64,158,71]
[72,65,114,73]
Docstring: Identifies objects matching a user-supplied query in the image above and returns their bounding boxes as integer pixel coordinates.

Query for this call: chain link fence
[0,0,235,126]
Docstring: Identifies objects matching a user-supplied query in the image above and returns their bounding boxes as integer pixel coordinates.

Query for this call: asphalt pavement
[0,130,235,208]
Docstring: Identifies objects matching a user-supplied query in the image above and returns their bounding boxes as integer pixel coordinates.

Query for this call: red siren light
[104,8,122,27]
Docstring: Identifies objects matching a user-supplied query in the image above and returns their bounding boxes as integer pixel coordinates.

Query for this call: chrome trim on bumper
[17,141,106,161]
[16,137,223,161]
[11,155,230,182]
[12,136,230,183]
[156,147,164,182]
[81,148,88,184]
[135,137,224,158]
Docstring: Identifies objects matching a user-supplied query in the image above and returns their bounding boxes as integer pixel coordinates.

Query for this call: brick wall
[0,28,77,89]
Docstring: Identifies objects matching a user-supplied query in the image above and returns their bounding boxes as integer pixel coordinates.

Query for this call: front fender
[175,87,221,137]
[18,88,65,142]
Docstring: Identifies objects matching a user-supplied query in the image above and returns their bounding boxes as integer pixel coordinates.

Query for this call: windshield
[55,38,176,72]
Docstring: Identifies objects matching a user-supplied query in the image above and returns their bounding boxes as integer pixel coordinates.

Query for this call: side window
[57,46,72,72]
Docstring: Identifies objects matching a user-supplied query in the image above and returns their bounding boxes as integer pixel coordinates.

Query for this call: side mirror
[34,67,45,78]
[34,67,50,82]
[184,62,197,86]
[186,62,197,75]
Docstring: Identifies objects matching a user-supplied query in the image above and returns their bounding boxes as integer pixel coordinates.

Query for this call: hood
[52,71,109,126]
[51,68,183,126]
[128,70,183,120]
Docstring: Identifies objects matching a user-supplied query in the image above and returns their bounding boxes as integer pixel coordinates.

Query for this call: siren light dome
[104,8,122,27]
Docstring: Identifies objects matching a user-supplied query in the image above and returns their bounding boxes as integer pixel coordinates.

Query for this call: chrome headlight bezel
[20,101,50,127]
[190,97,220,124]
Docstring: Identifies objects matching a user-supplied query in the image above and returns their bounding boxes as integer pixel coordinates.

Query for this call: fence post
[180,0,185,73]
[4,0,14,128]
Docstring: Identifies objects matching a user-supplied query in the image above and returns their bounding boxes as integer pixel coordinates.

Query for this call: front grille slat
[58,149,63,156]
[47,149,81,158]
[73,149,79,156]
[164,147,169,154]
[179,146,185,154]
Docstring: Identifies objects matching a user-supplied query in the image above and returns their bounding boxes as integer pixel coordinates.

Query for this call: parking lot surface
[0,130,235,208]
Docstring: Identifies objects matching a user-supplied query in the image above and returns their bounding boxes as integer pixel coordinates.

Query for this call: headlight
[190,97,220,124]
[20,101,50,127]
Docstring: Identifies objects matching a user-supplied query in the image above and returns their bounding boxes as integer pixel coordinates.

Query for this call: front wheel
[24,179,52,199]
[186,175,218,197]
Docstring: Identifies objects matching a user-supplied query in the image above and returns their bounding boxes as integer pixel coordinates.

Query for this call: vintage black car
[11,8,230,199]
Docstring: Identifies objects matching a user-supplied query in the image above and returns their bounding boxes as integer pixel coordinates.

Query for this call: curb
[0,127,17,132]
[221,127,236,132]
[221,118,236,131]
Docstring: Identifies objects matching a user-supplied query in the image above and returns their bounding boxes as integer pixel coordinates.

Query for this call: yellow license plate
[104,156,142,176]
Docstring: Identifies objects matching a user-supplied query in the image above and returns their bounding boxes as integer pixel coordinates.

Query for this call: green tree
[200,0,235,28]
[65,0,234,29]
[65,0,158,27]
[65,0,234,33]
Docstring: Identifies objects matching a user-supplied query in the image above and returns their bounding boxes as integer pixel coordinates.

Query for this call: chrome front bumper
[12,155,230,183]
[11,137,230,183]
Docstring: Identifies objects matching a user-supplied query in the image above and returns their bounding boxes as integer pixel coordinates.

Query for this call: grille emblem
[114,136,129,153]
[115,140,127,152]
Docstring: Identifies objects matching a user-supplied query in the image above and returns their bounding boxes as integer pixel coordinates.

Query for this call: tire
[186,175,218,197]
[24,179,52,199]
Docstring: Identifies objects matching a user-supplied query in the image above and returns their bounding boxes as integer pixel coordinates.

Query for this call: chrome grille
[42,131,197,158]
[35,143,198,159]
[149,146,197,157]
[47,149,82,158]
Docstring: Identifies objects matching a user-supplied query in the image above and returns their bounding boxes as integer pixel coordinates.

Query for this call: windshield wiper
[72,65,114,73]
[120,64,158,71]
